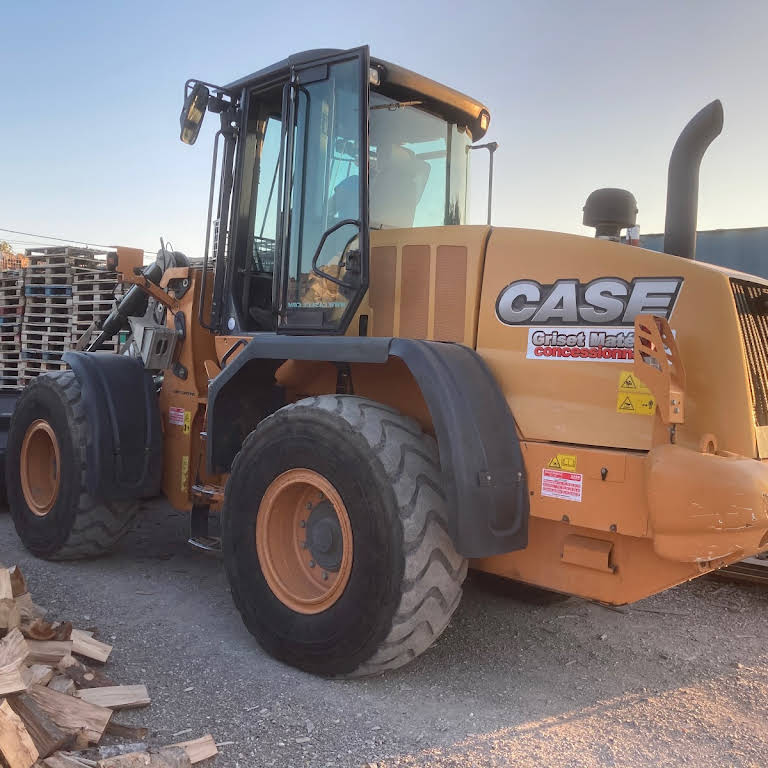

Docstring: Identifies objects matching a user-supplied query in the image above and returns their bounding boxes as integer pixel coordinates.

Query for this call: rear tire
[7,371,139,559]
[222,395,467,676]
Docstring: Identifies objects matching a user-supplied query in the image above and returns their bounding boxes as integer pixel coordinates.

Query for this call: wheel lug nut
[322,571,328,581]
[299,520,306,528]
[309,560,315,568]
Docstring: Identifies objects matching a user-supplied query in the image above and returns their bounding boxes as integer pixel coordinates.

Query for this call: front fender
[206,334,528,557]
[63,352,162,500]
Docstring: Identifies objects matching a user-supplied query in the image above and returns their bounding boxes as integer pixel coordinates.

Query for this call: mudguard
[207,335,528,557]
[62,351,163,500]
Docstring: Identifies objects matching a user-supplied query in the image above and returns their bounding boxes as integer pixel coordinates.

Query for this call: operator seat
[370,145,430,228]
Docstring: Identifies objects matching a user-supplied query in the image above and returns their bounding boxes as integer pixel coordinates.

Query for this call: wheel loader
[6,46,768,676]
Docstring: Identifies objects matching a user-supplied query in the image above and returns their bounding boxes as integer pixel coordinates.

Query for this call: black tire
[7,371,139,559]
[222,395,467,676]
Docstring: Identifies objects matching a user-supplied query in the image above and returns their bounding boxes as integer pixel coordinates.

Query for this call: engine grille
[732,279,768,426]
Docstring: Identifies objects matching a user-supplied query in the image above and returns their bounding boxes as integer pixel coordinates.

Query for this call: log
[26,687,111,745]
[25,643,72,666]
[0,665,26,697]
[6,693,71,758]
[70,730,90,751]
[74,688,149,711]
[20,621,70,643]
[14,596,46,622]
[0,698,39,768]
[0,599,21,631]
[97,747,190,768]
[21,668,54,689]
[56,658,114,690]
[81,743,147,759]
[47,678,75,697]
[42,755,88,768]
[0,630,28,667]
[8,568,27,600]
[103,723,147,741]
[69,633,111,665]
[169,736,217,765]
[52,626,72,644]
[0,570,12,601]
[0,630,29,696]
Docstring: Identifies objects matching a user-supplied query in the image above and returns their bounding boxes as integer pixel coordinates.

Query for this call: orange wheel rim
[20,419,61,517]
[256,468,353,614]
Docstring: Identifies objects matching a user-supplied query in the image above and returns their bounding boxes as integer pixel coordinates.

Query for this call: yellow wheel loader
[6,46,768,676]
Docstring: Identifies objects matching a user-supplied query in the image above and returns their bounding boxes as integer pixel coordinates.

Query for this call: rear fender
[62,352,163,500]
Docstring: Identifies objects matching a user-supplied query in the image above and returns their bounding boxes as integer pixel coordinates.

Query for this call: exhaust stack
[663,100,723,260]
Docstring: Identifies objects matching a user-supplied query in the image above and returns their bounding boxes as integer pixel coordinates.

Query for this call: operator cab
[181,47,490,336]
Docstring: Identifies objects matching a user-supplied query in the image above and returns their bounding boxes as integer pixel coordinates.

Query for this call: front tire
[7,371,139,559]
[222,395,467,676]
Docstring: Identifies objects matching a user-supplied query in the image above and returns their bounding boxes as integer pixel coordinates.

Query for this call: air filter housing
[583,188,638,240]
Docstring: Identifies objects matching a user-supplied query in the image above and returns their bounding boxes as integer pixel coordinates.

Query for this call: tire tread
[276,395,466,676]
[10,371,138,560]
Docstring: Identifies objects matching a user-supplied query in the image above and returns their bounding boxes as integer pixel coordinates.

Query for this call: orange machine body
[162,225,768,605]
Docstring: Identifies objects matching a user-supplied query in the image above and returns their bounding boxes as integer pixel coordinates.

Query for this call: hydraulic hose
[87,262,164,351]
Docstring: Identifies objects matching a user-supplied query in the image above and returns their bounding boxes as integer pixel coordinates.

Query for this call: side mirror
[179,82,209,145]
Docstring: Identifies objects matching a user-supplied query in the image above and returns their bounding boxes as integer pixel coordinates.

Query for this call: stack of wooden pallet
[0,270,24,391]
[21,248,119,386]
[70,269,120,354]
[0,565,218,768]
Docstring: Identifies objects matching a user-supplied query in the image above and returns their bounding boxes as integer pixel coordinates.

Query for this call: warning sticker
[541,468,583,502]
[183,411,191,435]
[169,407,185,426]
[616,371,655,415]
[618,370,651,393]
[180,455,189,493]
[547,453,577,472]
[617,392,656,415]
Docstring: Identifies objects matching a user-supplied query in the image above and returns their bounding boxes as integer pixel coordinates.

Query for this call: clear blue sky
[2,0,767,257]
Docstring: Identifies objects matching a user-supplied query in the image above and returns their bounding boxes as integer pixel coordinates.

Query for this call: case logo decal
[496,277,683,327]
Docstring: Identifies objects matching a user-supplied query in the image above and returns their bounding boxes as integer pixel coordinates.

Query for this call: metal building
[639,227,768,279]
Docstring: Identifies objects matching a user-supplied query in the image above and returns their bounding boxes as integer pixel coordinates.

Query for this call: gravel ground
[2,501,767,768]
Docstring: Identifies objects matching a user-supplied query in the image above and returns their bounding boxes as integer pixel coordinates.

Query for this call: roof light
[369,67,380,86]
[479,110,490,132]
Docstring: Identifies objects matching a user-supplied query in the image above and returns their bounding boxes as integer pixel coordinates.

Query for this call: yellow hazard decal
[183,411,191,435]
[547,453,577,471]
[616,370,655,415]
[180,455,189,493]
[618,370,651,393]
[617,392,656,415]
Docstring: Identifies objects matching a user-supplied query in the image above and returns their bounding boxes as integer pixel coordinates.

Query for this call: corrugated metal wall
[639,227,768,279]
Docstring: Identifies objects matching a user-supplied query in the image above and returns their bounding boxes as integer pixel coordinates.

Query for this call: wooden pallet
[21,331,69,343]
[711,556,768,586]
[22,349,66,362]
[24,285,73,297]
[22,306,72,319]
[25,245,109,264]
[20,359,69,383]
[73,270,117,284]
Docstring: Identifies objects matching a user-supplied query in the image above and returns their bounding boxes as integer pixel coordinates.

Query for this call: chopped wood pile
[0,566,217,768]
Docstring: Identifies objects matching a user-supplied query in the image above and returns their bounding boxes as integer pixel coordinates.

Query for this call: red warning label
[541,468,583,502]
[168,407,185,426]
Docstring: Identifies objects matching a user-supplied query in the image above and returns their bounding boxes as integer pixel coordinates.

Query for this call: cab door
[275,47,370,334]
